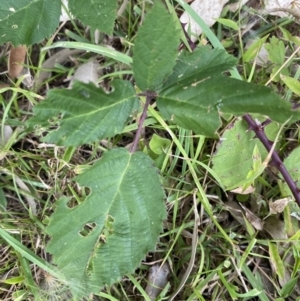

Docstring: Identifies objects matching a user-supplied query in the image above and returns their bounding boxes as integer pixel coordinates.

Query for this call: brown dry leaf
[269,197,292,215]
[240,204,264,230]
[8,45,27,79]
[230,185,255,194]
[264,216,287,239]
[223,200,246,226]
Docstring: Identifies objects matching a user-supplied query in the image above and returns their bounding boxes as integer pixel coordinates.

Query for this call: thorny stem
[130,94,152,153]
[243,114,300,206]
[180,24,300,207]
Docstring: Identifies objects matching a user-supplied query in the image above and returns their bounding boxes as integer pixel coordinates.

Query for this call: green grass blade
[0,228,63,280]
[42,41,132,65]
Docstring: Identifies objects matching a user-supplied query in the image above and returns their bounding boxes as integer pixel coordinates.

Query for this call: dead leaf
[60,0,73,22]
[264,216,287,239]
[180,0,229,42]
[69,61,100,88]
[145,263,170,301]
[240,204,264,230]
[224,200,246,226]
[230,186,255,194]
[228,0,250,12]
[269,197,292,214]
[8,45,27,79]
[34,49,84,90]
[0,125,13,146]
[264,0,300,18]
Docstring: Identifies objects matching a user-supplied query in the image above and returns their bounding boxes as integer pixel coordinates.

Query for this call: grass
[1,0,300,300]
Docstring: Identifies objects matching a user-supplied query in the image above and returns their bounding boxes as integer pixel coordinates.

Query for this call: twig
[179,22,197,51]
[130,93,152,153]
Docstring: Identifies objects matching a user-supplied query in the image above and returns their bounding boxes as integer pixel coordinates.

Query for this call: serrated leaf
[160,46,237,90]
[132,1,180,91]
[46,148,166,296]
[265,36,286,65]
[27,80,139,146]
[68,0,117,34]
[0,0,61,45]
[157,47,297,136]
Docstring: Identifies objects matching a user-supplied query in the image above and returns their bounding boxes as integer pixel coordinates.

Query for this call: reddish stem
[243,114,300,206]
[130,94,152,153]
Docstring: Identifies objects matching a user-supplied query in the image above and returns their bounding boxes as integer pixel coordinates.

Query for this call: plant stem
[130,94,152,153]
[243,114,300,206]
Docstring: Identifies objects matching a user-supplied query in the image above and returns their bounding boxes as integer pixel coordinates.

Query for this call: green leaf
[27,80,139,146]
[281,146,300,196]
[42,41,132,65]
[270,65,289,83]
[0,0,61,45]
[268,242,285,279]
[265,36,286,65]
[46,148,166,296]
[242,144,263,191]
[216,18,239,31]
[132,1,180,91]
[242,35,269,63]
[280,276,299,298]
[0,188,7,210]
[211,120,280,190]
[157,47,296,137]
[149,134,171,155]
[281,74,300,96]
[68,0,118,34]
[160,46,237,90]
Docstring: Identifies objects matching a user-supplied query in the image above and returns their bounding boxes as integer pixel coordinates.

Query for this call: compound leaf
[68,0,118,34]
[27,80,139,146]
[157,47,295,137]
[132,1,180,91]
[46,148,166,296]
[0,0,61,45]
